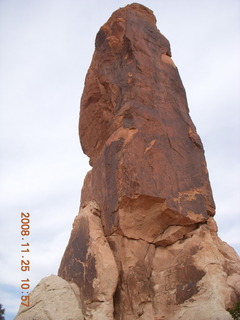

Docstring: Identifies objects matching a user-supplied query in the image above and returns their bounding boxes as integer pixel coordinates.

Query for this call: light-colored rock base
[14,274,84,320]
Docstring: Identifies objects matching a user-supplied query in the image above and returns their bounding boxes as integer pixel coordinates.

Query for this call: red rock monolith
[58,4,240,320]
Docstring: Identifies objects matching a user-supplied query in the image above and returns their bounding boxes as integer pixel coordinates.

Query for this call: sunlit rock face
[15,4,240,320]
[14,275,84,320]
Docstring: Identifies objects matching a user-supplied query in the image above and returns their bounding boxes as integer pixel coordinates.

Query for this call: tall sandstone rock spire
[58,3,240,319]
[15,3,240,320]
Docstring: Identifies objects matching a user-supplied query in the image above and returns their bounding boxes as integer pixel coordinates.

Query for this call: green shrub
[228,301,240,320]
[0,304,5,320]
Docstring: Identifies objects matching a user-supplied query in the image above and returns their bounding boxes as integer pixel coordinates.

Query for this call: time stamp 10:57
[20,212,31,308]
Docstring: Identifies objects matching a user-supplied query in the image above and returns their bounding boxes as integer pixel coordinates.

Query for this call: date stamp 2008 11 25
[20,212,31,307]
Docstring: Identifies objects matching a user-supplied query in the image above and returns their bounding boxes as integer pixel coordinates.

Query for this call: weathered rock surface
[15,3,240,320]
[79,3,215,240]
[58,3,240,320]
[59,200,119,319]
[14,275,83,320]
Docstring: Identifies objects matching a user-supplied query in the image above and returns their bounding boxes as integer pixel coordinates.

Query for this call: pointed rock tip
[115,2,157,24]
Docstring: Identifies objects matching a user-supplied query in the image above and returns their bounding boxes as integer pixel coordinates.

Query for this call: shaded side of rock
[58,200,119,320]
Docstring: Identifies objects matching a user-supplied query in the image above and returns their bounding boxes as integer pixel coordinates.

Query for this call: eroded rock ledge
[15,3,240,320]
[57,200,240,320]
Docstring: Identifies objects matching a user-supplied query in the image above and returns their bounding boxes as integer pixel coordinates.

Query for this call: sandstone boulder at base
[14,275,84,320]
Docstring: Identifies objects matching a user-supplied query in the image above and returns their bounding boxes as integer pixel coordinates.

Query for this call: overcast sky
[0,1,239,319]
